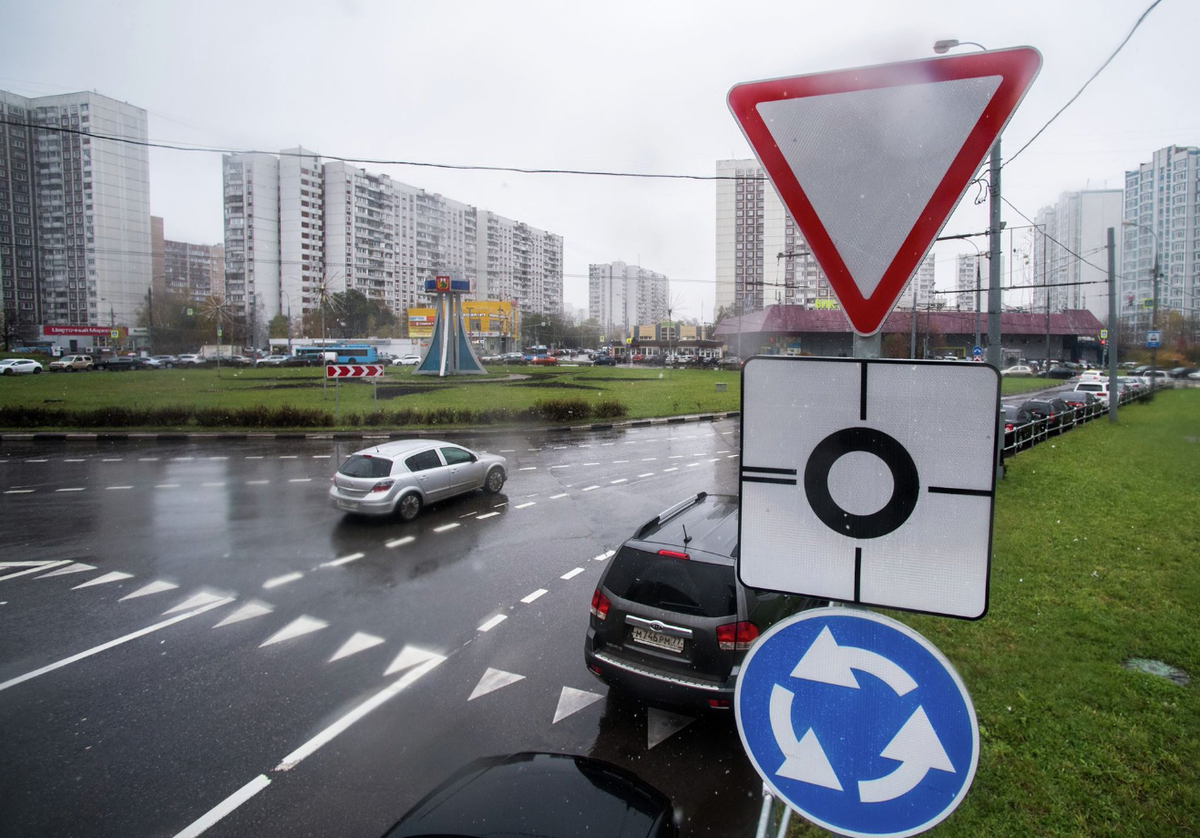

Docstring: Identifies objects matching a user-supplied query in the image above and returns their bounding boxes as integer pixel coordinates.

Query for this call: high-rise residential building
[1033,190,1122,321]
[1121,146,1200,329]
[956,254,981,311]
[222,152,279,337]
[715,159,832,318]
[0,89,150,331]
[223,150,561,335]
[151,215,224,301]
[908,256,936,309]
[588,261,669,335]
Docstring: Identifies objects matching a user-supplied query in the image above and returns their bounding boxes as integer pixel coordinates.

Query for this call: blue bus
[294,344,378,364]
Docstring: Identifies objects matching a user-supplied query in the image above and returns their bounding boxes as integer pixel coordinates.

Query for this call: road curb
[0,411,741,445]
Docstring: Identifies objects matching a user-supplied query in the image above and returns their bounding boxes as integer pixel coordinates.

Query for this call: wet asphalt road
[0,420,762,838]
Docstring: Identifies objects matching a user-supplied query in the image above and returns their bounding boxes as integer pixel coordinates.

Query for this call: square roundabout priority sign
[738,357,999,619]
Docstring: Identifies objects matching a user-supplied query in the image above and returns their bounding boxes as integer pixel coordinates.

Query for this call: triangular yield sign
[729,48,1041,335]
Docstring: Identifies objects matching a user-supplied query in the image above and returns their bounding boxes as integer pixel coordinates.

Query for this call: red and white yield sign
[325,364,385,379]
[729,48,1041,335]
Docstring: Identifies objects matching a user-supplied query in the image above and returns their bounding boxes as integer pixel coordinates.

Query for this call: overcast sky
[3,0,1196,320]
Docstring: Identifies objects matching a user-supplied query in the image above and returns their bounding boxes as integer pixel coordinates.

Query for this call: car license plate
[630,626,684,654]
[337,500,358,511]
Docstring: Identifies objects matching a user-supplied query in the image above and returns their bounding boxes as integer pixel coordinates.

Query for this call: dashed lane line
[288,478,312,483]
[521,589,548,604]
[638,473,654,478]
[560,567,585,580]
[262,572,304,589]
[4,489,34,494]
[514,501,536,510]
[663,468,678,473]
[549,493,568,500]
[247,480,270,485]
[320,552,364,567]
[611,478,628,485]
[686,462,701,467]
[386,536,415,548]
[106,485,133,491]
[433,523,460,533]
[476,512,500,520]
[202,482,226,488]
[155,484,180,489]
[518,467,537,471]
[582,485,600,492]
[477,614,507,632]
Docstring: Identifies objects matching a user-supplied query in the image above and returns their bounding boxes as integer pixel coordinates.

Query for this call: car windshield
[338,455,392,478]
[604,547,737,618]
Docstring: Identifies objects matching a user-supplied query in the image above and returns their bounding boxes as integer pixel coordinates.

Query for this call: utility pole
[1107,227,1118,423]
[986,139,1002,370]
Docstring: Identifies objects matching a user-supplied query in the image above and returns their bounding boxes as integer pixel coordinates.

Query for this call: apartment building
[474,210,562,317]
[588,261,668,336]
[1033,190,1122,321]
[1122,146,1199,328]
[0,89,150,330]
[222,152,279,338]
[715,158,832,317]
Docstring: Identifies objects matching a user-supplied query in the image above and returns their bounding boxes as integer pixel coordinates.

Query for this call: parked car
[1062,390,1100,411]
[530,354,558,366]
[1169,367,1197,379]
[1020,398,1071,435]
[1072,380,1110,405]
[48,354,94,372]
[501,352,526,365]
[150,354,179,368]
[392,354,423,366]
[176,354,204,366]
[718,355,744,370]
[329,439,507,520]
[381,752,677,838]
[1000,364,1035,377]
[254,355,290,366]
[592,354,618,367]
[1001,404,1035,451]
[480,353,503,363]
[585,492,823,711]
[0,358,44,375]
[1044,366,1076,379]
[95,355,160,371]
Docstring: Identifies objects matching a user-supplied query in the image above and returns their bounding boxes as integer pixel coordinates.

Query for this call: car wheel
[396,492,422,522]
[165,363,173,369]
[33,367,42,374]
[484,467,506,494]
[2,368,12,375]
[85,365,93,371]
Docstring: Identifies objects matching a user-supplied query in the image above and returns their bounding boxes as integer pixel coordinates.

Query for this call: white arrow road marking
[647,707,695,749]
[121,580,179,600]
[213,600,274,628]
[791,626,917,696]
[384,645,443,677]
[468,667,525,701]
[165,591,232,615]
[858,706,954,803]
[552,686,604,724]
[770,685,843,790]
[0,561,59,568]
[328,632,385,662]
[275,654,444,772]
[72,571,134,590]
[0,561,70,582]
[260,616,328,647]
[0,597,233,693]
[37,562,96,578]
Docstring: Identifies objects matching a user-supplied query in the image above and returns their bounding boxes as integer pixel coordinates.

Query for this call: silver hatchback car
[329,439,507,520]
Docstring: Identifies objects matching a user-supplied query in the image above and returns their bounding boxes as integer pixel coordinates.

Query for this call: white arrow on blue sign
[736,607,978,838]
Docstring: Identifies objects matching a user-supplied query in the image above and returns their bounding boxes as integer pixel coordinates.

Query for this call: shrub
[527,398,591,423]
[593,399,628,419]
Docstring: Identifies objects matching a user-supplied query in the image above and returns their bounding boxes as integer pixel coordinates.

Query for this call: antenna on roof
[682,523,691,546]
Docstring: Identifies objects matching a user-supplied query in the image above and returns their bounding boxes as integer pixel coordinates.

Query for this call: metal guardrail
[999,380,1176,461]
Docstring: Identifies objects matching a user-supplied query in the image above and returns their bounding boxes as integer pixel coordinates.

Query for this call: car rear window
[338,455,393,478]
[604,547,736,618]
[405,450,442,472]
[1076,383,1104,392]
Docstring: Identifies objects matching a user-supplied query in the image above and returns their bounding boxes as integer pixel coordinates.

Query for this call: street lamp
[933,38,1003,370]
[279,290,294,356]
[1122,220,1161,382]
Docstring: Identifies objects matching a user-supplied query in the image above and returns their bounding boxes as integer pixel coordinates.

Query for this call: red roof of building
[714,306,1104,338]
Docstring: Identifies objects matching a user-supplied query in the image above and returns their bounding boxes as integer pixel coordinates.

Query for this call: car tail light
[369,479,394,493]
[588,662,602,676]
[717,621,759,651]
[1004,422,1014,432]
[657,549,690,560]
[707,698,731,709]
[590,589,610,621]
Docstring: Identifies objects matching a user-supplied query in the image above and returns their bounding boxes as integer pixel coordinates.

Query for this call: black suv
[585,492,821,711]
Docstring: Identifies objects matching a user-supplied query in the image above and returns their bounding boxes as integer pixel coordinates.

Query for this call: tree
[267,314,290,340]
[882,333,909,358]
[135,290,214,353]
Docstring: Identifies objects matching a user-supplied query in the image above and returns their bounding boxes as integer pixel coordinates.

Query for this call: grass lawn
[791,389,1200,836]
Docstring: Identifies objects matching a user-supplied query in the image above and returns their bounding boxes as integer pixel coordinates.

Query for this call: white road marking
[213,600,274,628]
[321,552,365,567]
[166,591,233,614]
[106,485,134,490]
[686,462,700,468]
[38,562,96,578]
[433,523,460,533]
[614,459,629,463]
[610,478,628,485]
[641,457,657,461]
[716,450,731,454]
[728,454,739,459]
[312,455,331,459]
[120,580,179,601]
[0,561,56,568]
[560,567,585,580]
[102,458,124,462]
[514,501,535,509]
[386,536,415,548]
[260,615,328,647]
[669,455,684,459]
[207,456,229,461]
[245,456,264,460]
[138,457,160,461]
[279,455,298,459]
[664,468,679,473]
[518,467,537,471]
[155,484,180,489]
[647,707,696,750]
[4,489,35,494]
[638,473,655,478]
[521,589,548,604]
[550,493,568,500]
[287,478,312,483]
[262,572,304,589]
[552,446,567,450]
[72,571,134,590]
[64,458,85,463]
[553,686,604,724]
[0,561,70,582]
[476,512,500,520]
[328,632,385,662]
[55,487,85,493]
[171,457,194,462]
[0,597,232,693]
[201,482,226,488]
[493,502,507,508]
[582,485,600,492]
[477,614,507,632]
[601,443,615,447]
[246,480,270,486]
[583,462,600,466]
[549,465,570,469]
[499,449,515,453]
[593,550,616,561]
[26,459,48,463]
[709,458,721,463]
[469,668,526,701]
[624,441,638,445]
[384,645,443,676]
[171,774,271,838]
[274,654,444,772]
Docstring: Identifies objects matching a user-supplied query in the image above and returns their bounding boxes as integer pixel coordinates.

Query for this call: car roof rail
[635,492,708,539]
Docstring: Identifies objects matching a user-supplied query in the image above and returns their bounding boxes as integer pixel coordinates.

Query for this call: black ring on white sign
[803,427,919,539]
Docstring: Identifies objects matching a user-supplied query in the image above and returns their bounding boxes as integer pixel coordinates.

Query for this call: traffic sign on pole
[728,48,1041,335]
[1146,330,1161,348]
[736,607,979,838]
[972,346,983,357]
[325,364,385,379]
[738,357,999,619]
